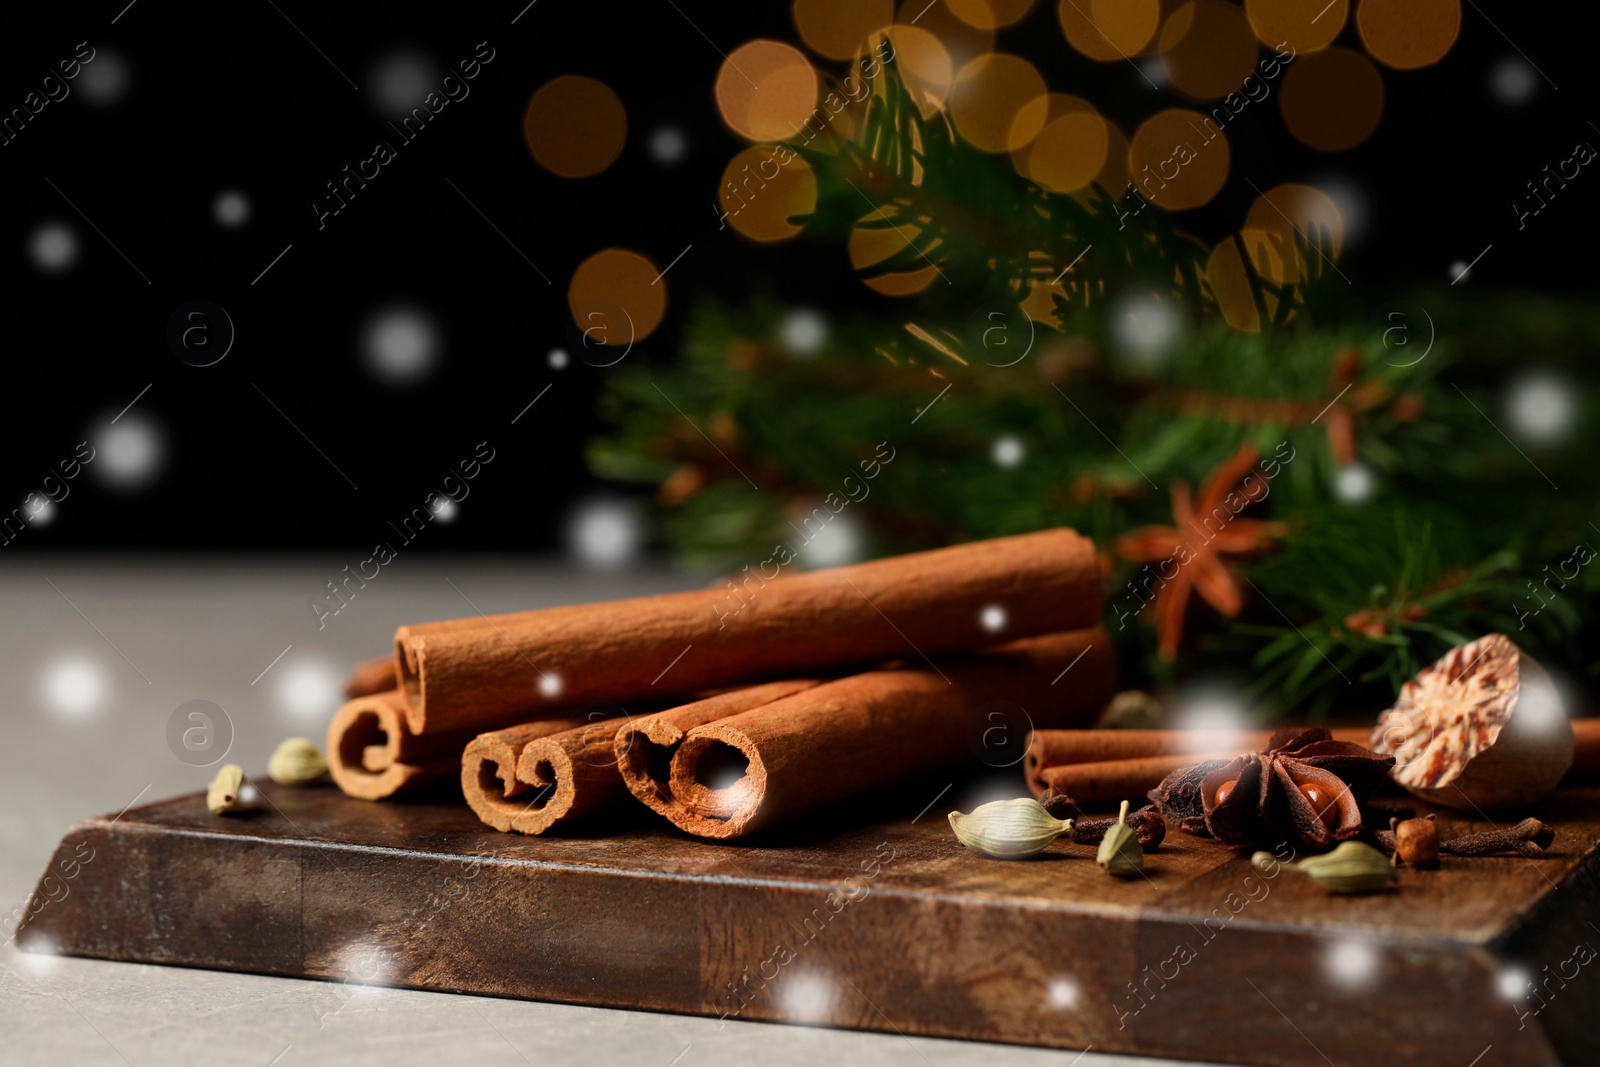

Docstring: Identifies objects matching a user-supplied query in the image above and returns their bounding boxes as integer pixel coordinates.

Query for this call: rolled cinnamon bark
[615,679,824,819]
[395,528,1100,735]
[327,690,482,800]
[1034,754,1224,808]
[461,715,598,831]
[1571,718,1600,774]
[643,629,1114,839]
[469,681,825,834]
[342,655,398,699]
[1023,727,1370,795]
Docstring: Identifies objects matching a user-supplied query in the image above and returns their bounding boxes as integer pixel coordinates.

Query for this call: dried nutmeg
[1254,841,1399,894]
[1370,634,1575,812]
[949,798,1073,859]
[268,737,328,786]
[1391,814,1439,868]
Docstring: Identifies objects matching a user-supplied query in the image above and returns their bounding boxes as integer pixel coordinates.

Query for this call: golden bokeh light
[1128,108,1231,210]
[792,0,895,60]
[1159,0,1261,99]
[568,248,667,345]
[864,264,942,296]
[1009,93,1092,172]
[1058,0,1161,62]
[522,76,627,179]
[877,25,954,116]
[850,204,942,295]
[1237,226,1293,285]
[1206,237,1263,332]
[849,208,926,271]
[950,53,1049,153]
[1091,122,1131,199]
[1244,183,1344,282]
[716,40,820,142]
[1244,0,1347,54]
[719,146,819,243]
[1027,110,1111,193]
[1357,0,1461,70]
[898,0,995,67]
[1279,48,1383,152]
[948,0,1037,29]
[1019,279,1055,323]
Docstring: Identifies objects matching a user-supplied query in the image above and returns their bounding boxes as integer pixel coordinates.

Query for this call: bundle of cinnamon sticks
[1023,720,1600,813]
[1023,726,1372,810]
[326,528,1117,839]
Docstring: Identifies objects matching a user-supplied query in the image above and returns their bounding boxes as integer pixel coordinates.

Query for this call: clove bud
[1440,818,1556,858]
[1375,816,1556,859]
[1061,802,1166,851]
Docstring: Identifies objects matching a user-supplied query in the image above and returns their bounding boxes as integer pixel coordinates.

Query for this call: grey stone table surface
[0,555,1210,1067]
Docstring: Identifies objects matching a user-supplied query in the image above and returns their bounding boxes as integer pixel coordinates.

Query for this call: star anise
[1149,727,1395,851]
[1115,443,1289,660]
[1147,758,1230,836]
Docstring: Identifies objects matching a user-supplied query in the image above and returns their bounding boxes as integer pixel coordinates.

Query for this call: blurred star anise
[1149,727,1395,851]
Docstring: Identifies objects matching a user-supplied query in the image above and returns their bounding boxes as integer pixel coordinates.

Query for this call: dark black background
[0,1,1590,551]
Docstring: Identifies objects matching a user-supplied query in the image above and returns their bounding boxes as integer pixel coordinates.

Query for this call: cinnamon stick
[1027,719,1600,804]
[1034,755,1229,808]
[326,690,482,800]
[1572,718,1600,774]
[495,681,824,835]
[462,715,602,831]
[1023,727,1371,795]
[634,629,1114,839]
[615,679,824,819]
[465,684,810,833]
[342,655,397,699]
[394,528,1100,735]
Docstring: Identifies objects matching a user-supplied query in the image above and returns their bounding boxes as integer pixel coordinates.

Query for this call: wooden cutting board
[15,780,1599,1066]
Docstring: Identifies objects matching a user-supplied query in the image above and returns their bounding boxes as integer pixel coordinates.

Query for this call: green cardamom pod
[206,764,250,816]
[1097,799,1144,876]
[269,737,329,786]
[949,798,1073,859]
[1253,841,1398,894]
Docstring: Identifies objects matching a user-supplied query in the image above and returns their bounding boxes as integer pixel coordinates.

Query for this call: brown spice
[1389,814,1439,868]
[1053,803,1166,851]
[1440,818,1556,858]
[1146,758,1231,835]
[1152,727,1394,850]
[1375,816,1556,859]
[395,528,1102,735]
[1034,754,1211,807]
[342,655,398,699]
[635,631,1111,839]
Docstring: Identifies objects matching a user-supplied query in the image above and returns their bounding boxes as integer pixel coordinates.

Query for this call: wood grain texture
[16,781,1600,1066]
